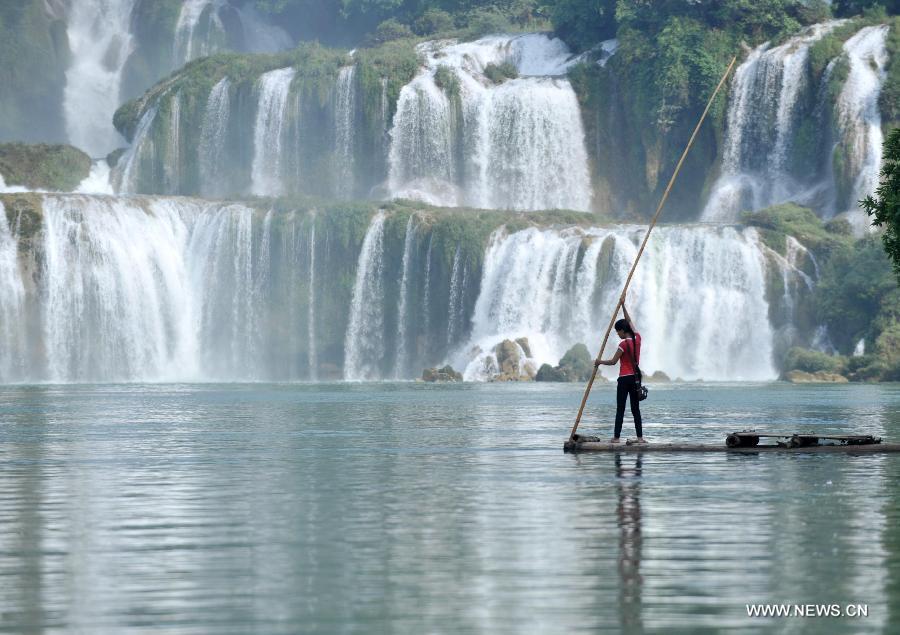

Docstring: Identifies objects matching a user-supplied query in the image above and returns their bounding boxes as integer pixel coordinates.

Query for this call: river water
[1,381,899,633]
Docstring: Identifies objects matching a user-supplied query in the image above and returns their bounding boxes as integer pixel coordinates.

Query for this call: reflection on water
[617,453,643,632]
[0,382,899,633]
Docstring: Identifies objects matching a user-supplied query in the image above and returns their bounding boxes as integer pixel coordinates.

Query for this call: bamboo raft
[563,432,900,453]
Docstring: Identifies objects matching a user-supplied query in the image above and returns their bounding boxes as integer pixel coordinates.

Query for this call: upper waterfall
[64,0,138,156]
[833,24,889,232]
[173,0,293,67]
[387,34,592,212]
[702,22,842,222]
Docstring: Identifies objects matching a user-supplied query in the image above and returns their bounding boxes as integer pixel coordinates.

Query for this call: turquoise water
[1,381,899,633]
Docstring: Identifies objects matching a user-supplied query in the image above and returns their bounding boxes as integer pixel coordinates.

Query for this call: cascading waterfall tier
[0,194,818,383]
[702,22,841,222]
[387,34,592,211]
[64,0,138,156]
[0,194,328,383]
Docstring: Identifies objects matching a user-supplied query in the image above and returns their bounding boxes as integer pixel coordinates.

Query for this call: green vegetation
[881,16,900,128]
[783,346,846,374]
[863,128,900,280]
[0,143,91,191]
[434,65,461,97]
[251,0,548,48]
[742,203,844,254]
[483,61,519,83]
[0,192,43,244]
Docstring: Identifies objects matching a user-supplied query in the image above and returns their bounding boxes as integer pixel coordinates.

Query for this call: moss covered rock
[785,370,849,383]
[0,144,91,191]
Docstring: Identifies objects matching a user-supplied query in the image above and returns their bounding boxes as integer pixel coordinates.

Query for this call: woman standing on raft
[594,303,647,444]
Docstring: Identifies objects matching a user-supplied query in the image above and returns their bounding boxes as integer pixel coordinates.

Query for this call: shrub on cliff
[783,347,847,375]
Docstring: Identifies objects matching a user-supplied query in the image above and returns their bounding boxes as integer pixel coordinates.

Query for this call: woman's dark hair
[615,318,634,335]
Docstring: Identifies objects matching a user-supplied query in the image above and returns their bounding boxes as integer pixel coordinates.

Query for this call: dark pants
[615,375,643,439]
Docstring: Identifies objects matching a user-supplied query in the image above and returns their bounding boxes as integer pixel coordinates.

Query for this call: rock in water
[647,370,671,383]
[785,370,849,383]
[515,337,532,358]
[536,363,567,382]
[422,365,463,382]
[491,339,536,381]
[535,343,594,382]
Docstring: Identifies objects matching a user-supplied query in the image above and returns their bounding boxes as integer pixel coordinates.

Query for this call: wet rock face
[491,339,536,381]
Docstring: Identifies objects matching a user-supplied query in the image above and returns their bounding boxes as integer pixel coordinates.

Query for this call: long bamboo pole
[568,55,737,442]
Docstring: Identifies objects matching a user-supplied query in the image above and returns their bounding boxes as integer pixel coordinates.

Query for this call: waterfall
[0,195,813,383]
[199,77,232,197]
[447,245,465,346]
[40,196,192,381]
[458,225,777,381]
[76,160,115,195]
[344,212,387,380]
[387,34,592,211]
[166,92,183,194]
[394,215,417,378]
[0,194,343,382]
[702,22,841,222]
[389,72,457,205]
[834,25,889,232]
[334,66,357,197]
[0,203,26,383]
[422,234,433,356]
[235,5,294,54]
[251,68,296,197]
[308,223,317,380]
[174,0,225,65]
[64,0,137,156]
[116,103,159,194]
[174,0,292,66]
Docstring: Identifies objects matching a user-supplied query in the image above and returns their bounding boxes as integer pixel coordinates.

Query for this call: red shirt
[617,333,641,377]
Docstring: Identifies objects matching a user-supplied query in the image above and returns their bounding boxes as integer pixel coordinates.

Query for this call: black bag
[625,336,648,401]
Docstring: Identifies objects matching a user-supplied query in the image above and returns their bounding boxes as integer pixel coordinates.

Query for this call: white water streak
[308,222,318,380]
[199,78,232,197]
[334,66,357,196]
[394,215,417,378]
[343,213,387,380]
[251,68,296,197]
[0,203,26,382]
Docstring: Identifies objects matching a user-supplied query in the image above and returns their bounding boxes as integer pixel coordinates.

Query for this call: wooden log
[563,441,900,453]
